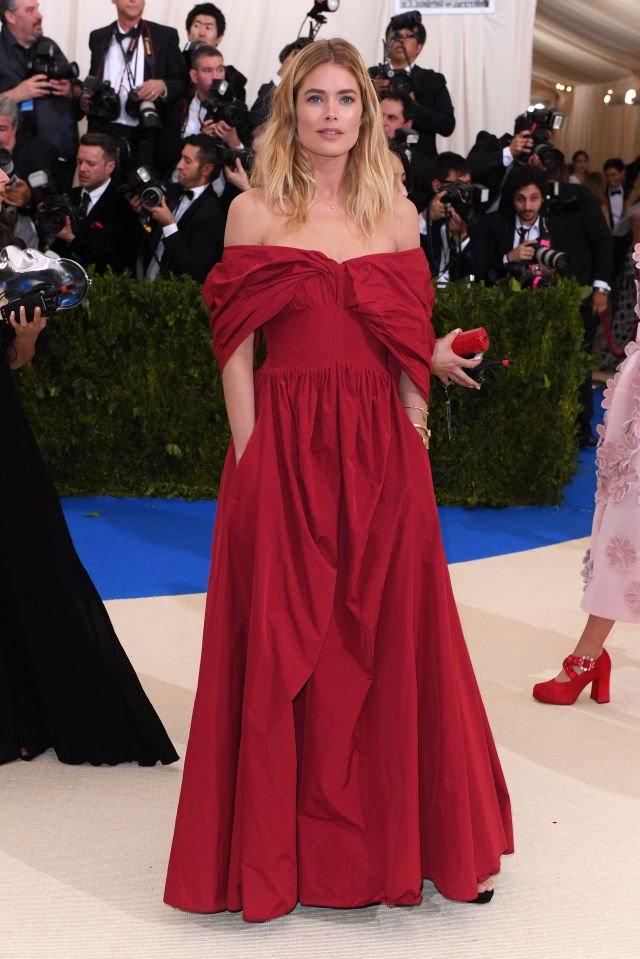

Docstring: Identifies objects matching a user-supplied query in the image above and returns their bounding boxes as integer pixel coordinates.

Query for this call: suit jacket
[250,80,275,125]
[422,212,474,282]
[467,130,514,206]
[50,179,139,274]
[467,183,613,287]
[406,65,455,161]
[144,184,225,283]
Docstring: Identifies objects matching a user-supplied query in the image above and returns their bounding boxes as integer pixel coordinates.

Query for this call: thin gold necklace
[316,196,343,211]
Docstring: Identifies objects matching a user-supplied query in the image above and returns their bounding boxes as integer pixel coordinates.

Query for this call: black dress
[0,338,178,766]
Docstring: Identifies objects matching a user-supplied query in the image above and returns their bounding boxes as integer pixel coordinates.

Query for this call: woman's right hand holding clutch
[432,329,481,390]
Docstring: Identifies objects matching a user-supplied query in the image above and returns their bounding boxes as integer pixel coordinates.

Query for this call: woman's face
[295,62,362,159]
[0,168,8,209]
[390,152,408,197]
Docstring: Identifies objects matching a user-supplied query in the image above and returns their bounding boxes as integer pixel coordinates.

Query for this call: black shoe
[468,889,494,904]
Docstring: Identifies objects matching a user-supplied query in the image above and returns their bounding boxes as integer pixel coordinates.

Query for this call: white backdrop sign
[394,1,496,13]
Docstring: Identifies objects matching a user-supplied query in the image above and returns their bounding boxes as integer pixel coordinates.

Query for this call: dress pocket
[231,417,262,487]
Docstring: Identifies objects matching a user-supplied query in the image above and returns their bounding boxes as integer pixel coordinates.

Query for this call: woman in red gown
[165,39,513,922]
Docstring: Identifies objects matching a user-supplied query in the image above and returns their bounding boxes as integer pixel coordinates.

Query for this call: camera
[440,180,490,228]
[514,108,564,165]
[218,146,252,168]
[530,241,570,274]
[204,79,248,128]
[37,194,83,242]
[27,40,79,81]
[0,148,19,187]
[543,180,581,215]
[82,75,121,123]
[119,166,166,208]
[393,127,419,147]
[125,91,162,137]
[368,62,416,99]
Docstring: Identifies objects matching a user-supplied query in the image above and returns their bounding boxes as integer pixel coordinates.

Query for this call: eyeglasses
[390,31,419,42]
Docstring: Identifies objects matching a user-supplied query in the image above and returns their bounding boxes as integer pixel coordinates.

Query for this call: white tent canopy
[26,0,640,167]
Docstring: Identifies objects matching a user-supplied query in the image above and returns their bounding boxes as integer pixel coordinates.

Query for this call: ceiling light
[565,85,572,93]
[624,88,637,104]
[603,93,612,104]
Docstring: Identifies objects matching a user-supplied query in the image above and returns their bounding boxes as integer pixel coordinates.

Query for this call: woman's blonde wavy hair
[251,38,395,238]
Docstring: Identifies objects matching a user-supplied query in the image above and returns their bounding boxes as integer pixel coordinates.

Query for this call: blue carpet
[62,390,603,601]
[61,449,597,601]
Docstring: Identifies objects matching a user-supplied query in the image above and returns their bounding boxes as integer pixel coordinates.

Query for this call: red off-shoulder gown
[164,245,513,921]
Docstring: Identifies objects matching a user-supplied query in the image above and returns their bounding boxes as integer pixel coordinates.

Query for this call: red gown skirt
[164,246,513,921]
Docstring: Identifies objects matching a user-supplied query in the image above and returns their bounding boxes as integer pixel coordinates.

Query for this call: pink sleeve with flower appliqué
[582,242,640,621]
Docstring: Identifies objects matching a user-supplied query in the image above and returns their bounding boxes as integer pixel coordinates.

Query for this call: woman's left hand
[9,305,47,338]
[432,328,482,390]
[8,306,47,367]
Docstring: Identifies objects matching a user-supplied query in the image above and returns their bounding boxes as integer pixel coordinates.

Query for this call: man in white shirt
[85,0,187,174]
[182,44,225,138]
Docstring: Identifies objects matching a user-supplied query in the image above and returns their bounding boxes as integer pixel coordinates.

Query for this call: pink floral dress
[582,243,640,622]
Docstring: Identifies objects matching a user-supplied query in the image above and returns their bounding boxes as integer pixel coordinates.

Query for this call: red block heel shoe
[532,650,611,705]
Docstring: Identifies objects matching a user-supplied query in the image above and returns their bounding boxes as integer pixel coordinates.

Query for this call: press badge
[20,100,34,112]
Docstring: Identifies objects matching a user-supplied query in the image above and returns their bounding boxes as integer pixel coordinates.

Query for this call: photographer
[0,93,54,245]
[0,0,78,189]
[379,90,430,209]
[370,10,454,162]
[468,163,613,444]
[85,0,187,176]
[250,37,314,125]
[468,109,562,210]
[183,45,249,211]
[420,152,476,285]
[133,133,224,283]
[49,133,138,275]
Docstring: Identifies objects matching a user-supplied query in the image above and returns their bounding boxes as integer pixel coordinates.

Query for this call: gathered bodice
[203,245,436,400]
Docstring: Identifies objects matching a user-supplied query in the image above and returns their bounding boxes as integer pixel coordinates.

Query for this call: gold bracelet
[411,422,431,451]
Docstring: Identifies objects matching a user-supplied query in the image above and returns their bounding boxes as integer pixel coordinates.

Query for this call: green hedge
[15,270,586,505]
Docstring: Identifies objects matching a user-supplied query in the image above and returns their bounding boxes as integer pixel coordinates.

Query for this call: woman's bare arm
[220,191,270,462]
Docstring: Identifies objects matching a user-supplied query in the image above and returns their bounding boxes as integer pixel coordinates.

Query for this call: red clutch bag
[451,327,490,356]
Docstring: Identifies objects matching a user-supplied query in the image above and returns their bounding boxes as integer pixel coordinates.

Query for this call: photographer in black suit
[50,133,139,274]
[370,10,454,162]
[84,0,187,175]
[0,0,79,188]
[468,163,613,445]
[133,134,224,283]
[251,38,313,125]
[467,118,536,210]
[420,152,476,286]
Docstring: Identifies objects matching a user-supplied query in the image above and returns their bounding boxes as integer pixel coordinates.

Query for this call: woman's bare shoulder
[391,194,421,252]
[225,188,272,247]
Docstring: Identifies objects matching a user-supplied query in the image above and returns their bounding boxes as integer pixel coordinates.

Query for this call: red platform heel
[532,650,611,705]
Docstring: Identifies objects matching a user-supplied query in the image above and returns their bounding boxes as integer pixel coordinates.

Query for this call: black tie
[610,189,622,196]
[78,191,91,217]
[181,189,194,201]
[517,226,529,243]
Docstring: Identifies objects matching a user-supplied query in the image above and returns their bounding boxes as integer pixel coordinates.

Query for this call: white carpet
[2,537,639,959]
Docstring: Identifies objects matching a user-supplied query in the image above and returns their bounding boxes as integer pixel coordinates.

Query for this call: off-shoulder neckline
[223,244,423,266]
